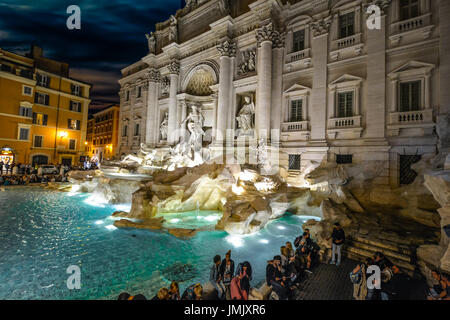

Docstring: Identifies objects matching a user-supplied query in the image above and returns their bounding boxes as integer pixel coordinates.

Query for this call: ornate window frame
[285,16,312,68]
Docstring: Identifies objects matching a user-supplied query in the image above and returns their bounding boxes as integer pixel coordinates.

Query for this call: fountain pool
[0,186,319,300]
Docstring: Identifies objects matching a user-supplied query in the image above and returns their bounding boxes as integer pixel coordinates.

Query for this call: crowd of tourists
[117,224,337,301]
[0,161,70,186]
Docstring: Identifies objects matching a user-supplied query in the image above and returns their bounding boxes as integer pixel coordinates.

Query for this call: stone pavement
[292,258,429,300]
[293,259,357,300]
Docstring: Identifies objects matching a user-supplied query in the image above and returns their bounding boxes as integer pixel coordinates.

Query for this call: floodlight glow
[170,218,180,223]
[239,170,257,182]
[277,226,286,230]
[259,239,269,244]
[105,225,117,231]
[226,235,244,248]
[95,220,104,225]
[232,184,245,195]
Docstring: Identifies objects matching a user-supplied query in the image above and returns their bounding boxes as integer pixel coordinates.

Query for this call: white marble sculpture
[236,96,255,135]
[160,112,169,141]
[181,104,205,165]
[169,15,178,43]
[145,32,156,54]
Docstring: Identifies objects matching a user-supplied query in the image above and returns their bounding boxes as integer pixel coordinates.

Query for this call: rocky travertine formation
[418,171,450,284]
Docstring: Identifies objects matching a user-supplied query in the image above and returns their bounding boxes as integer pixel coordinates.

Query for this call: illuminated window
[34,135,43,148]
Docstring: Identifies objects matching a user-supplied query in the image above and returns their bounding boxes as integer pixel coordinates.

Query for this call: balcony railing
[281,121,309,132]
[391,13,431,35]
[286,48,311,64]
[328,115,362,129]
[389,109,433,126]
[332,33,362,51]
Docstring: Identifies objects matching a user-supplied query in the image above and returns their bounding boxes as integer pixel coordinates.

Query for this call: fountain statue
[236,96,255,136]
[181,103,205,166]
[160,112,169,141]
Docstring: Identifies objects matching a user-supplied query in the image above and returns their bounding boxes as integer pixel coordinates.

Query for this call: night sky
[0,0,185,111]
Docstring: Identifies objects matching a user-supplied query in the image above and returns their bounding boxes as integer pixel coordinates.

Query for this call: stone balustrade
[389,109,433,126]
[332,33,361,51]
[391,13,431,35]
[286,48,311,63]
[281,120,309,132]
[327,115,361,129]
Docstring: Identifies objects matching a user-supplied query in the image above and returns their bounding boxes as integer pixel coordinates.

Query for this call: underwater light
[259,239,269,244]
[204,215,219,222]
[170,218,180,223]
[225,235,244,248]
[277,226,286,230]
[105,225,117,231]
[95,220,104,225]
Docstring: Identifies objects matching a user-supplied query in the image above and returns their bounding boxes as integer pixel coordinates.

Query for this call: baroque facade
[118,0,450,187]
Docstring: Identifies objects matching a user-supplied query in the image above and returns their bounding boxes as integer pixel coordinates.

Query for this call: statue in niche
[181,104,205,163]
[238,49,256,75]
[168,15,178,43]
[161,76,170,96]
[236,96,255,135]
[160,112,169,141]
[145,32,156,54]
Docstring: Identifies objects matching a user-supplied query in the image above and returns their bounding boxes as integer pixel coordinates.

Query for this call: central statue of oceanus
[181,103,205,165]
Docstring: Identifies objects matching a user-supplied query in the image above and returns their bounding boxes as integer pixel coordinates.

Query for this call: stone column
[212,93,218,141]
[146,69,160,147]
[167,60,180,145]
[216,40,236,145]
[271,31,285,145]
[180,100,187,141]
[365,2,390,140]
[438,0,450,152]
[256,23,275,140]
[310,16,331,141]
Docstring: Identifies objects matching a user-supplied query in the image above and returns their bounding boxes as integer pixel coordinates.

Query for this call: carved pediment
[329,74,363,88]
[284,84,311,94]
[388,61,435,79]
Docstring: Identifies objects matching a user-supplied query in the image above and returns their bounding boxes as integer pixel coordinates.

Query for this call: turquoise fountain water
[0,186,319,300]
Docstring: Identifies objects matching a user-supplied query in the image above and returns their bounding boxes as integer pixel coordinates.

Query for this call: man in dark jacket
[266,256,290,300]
[219,250,235,300]
[328,223,345,266]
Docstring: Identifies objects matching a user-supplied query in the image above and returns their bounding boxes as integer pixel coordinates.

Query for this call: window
[34,136,43,148]
[289,154,301,170]
[400,0,419,21]
[122,124,128,137]
[400,81,421,112]
[19,127,29,141]
[36,74,50,87]
[126,90,130,101]
[134,123,140,136]
[22,85,33,96]
[293,30,305,52]
[70,101,82,112]
[34,92,49,105]
[19,106,32,118]
[399,155,421,185]
[339,12,355,38]
[290,100,303,122]
[69,139,76,150]
[68,119,81,130]
[337,92,354,118]
[32,113,48,126]
[137,86,142,98]
[71,84,82,97]
[336,154,353,164]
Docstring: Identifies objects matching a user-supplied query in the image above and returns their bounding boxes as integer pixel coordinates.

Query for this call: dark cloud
[0,0,184,111]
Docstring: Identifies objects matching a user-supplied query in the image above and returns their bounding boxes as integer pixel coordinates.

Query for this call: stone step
[349,239,413,263]
[351,235,414,256]
[344,246,416,273]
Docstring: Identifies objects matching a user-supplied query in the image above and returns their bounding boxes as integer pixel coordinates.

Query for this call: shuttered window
[400,81,421,112]
[337,92,353,118]
[290,100,303,122]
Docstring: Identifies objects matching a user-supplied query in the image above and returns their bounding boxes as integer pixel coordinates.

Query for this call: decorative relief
[272,32,286,49]
[363,0,392,15]
[311,16,332,37]
[216,40,237,57]
[238,49,256,75]
[168,15,178,43]
[168,60,180,75]
[148,69,161,83]
[256,23,275,45]
[218,0,230,15]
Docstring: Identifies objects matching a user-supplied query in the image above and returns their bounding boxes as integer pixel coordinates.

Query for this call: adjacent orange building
[0,46,91,166]
[86,105,120,162]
